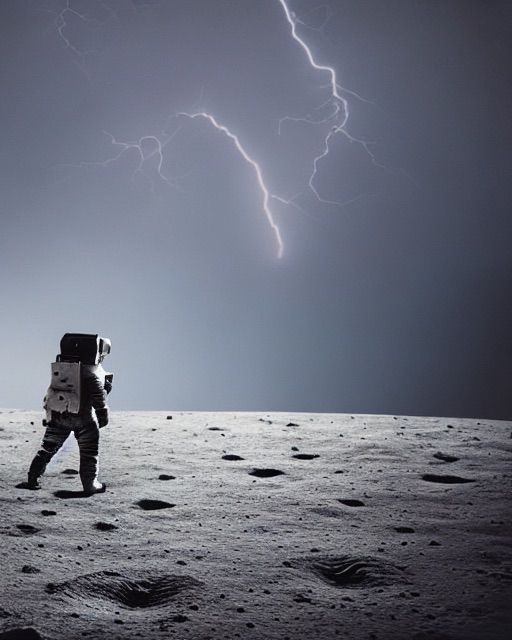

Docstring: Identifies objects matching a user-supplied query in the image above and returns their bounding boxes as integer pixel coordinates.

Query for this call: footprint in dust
[433,452,459,463]
[248,469,285,478]
[338,499,365,507]
[136,499,175,511]
[292,453,319,460]
[61,469,79,475]
[222,454,245,461]
[422,474,475,484]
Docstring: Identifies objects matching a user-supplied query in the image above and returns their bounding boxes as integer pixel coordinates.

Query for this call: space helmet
[59,333,111,365]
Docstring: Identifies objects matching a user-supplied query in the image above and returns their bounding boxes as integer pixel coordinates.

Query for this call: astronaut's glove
[104,380,112,395]
[96,408,109,428]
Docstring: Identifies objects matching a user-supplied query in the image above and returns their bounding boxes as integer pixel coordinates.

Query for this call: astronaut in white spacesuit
[26,333,113,496]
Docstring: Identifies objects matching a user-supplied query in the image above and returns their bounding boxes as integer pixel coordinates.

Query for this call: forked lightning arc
[53,0,378,258]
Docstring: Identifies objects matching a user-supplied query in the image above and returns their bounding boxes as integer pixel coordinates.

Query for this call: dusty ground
[0,410,511,640]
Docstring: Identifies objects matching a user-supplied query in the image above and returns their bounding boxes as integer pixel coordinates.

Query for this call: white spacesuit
[26,333,113,495]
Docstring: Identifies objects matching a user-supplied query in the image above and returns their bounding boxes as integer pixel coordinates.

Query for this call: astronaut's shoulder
[81,364,104,382]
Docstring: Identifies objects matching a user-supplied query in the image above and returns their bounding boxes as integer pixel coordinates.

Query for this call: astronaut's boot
[76,423,104,495]
[26,451,51,489]
[80,453,105,495]
[26,473,41,490]
[82,477,106,495]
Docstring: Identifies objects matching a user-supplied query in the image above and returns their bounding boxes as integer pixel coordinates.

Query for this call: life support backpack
[45,361,82,414]
[44,333,111,417]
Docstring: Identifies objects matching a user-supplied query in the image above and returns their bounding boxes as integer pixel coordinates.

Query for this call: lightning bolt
[48,0,389,259]
[178,111,284,259]
[46,0,119,79]
[54,0,95,60]
[277,0,381,205]
[58,125,183,193]
[96,130,178,190]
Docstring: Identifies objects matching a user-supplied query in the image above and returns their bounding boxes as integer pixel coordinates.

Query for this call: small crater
[136,499,176,511]
[308,555,402,588]
[248,468,285,478]
[41,510,56,516]
[338,499,365,507]
[95,522,118,531]
[310,507,343,518]
[61,469,79,475]
[45,570,201,609]
[158,474,176,481]
[21,565,41,574]
[292,454,319,460]
[395,526,415,533]
[422,474,475,484]
[293,593,313,604]
[207,427,224,431]
[433,452,459,463]
[16,524,40,535]
[222,454,245,461]
[172,614,188,623]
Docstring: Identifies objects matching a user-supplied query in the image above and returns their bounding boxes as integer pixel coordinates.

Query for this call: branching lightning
[178,112,284,259]
[48,0,387,259]
[54,1,95,59]
[277,0,381,205]
[62,127,183,192]
[99,130,178,189]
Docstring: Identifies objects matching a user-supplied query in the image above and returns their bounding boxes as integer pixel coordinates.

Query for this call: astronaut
[26,333,113,495]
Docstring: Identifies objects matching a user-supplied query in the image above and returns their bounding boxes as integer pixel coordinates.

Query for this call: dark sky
[1,0,511,419]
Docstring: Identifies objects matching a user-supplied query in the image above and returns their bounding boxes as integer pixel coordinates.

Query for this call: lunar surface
[0,411,511,639]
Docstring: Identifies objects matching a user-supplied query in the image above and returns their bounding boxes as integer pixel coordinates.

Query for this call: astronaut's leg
[75,423,105,494]
[27,423,71,488]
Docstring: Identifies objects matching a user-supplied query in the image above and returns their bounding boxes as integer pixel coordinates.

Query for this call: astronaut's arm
[84,373,109,427]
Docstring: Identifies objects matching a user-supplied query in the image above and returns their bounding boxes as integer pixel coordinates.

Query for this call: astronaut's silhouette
[26,334,113,495]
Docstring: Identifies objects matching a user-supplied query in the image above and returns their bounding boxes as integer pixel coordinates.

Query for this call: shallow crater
[300,555,404,588]
[46,570,201,609]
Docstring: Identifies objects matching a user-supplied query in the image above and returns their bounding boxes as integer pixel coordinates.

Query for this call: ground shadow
[54,490,91,499]
[15,482,39,491]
